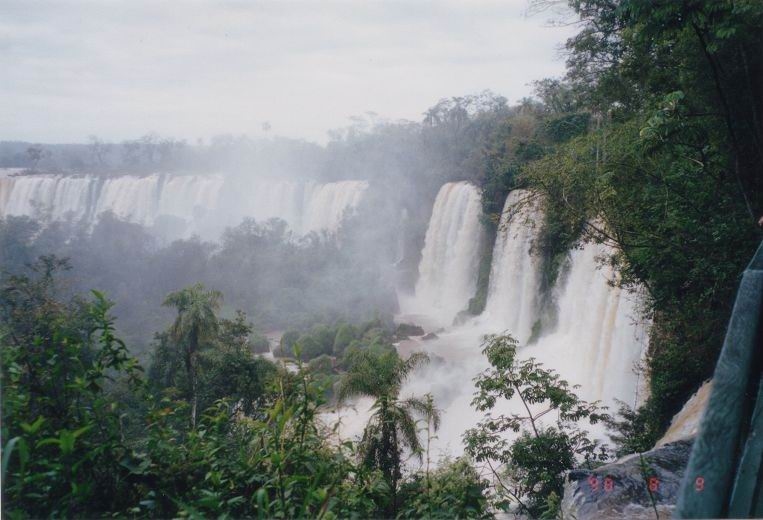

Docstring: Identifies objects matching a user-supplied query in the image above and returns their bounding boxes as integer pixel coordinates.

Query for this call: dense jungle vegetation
[2,258,612,518]
[2,0,762,517]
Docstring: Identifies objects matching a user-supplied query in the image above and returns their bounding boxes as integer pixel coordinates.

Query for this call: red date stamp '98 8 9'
[586,476,706,493]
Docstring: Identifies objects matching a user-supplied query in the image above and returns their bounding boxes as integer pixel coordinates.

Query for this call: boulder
[422,332,439,340]
[561,440,693,519]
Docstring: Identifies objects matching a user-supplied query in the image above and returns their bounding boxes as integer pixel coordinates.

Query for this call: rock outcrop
[561,378,713,518]
[561,440,693,519]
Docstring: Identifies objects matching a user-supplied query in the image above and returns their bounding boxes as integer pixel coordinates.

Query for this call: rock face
[561,440,693,519]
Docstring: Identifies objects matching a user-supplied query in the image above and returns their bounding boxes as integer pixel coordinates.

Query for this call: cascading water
[246,179,305,232]
[482,189,542,343]
[351,187,649,459]
[525,241,649,407]
[0,174,96,222]
[95,175,162,226]
[406,181,483,327]
[158,175,225,222]
[301,180,368,234]
[0,172,367,238]
[244,179,368,234]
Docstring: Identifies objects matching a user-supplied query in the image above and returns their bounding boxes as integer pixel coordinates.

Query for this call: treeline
[0,136,325,180]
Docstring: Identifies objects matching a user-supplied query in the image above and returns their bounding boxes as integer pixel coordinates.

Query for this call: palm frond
[337,370,379,402]
[394,351,429,385]
[395,406,423,461]
[402,393,441,432]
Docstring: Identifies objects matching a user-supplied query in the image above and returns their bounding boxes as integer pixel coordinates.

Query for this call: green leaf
[20,417,45,435]
[59,430,75,455]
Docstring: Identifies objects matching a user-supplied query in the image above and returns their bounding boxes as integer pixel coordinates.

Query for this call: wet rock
[422,332,439,340]
[395,323,425,339]
[452,310,474,326]
[561,439,693,519]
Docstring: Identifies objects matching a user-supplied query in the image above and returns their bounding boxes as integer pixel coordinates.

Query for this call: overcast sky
[0,0,577,144]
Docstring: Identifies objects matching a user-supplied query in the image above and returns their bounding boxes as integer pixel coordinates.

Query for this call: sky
[0,0,577,144]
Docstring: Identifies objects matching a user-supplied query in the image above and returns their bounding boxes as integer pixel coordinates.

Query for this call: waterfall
[0,172,367,238]
[325,185,650,455]
[478,189,647,406]
[482,189,541,343]
[95,175,162,226]
[243,179,368,234]
[301,180,368,234]
[158,175,224,222]
[526,241,649,406]
[0,174,95,222]
[246,179,305,232]
[410,181,483,326]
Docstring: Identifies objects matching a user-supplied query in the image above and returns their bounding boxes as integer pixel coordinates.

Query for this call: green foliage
[276,329,300,357]
[605,401,663,458]
[249,329,271,354]
[135,371,384,519]
[464,334,609,517]
[310,323,336,351]
[1,257,144,517]
[394,322,424,339]
[398,457,492,519]
[274,318,393,362]
[295,333,325,361]
[333,322,359,355]
[338,349,439,515]
[542,113,591,143]
[198,341,277,417]
[0,214,398,352]
[151,291,279,419]
[2,263,489,518]
[161,283,222,427]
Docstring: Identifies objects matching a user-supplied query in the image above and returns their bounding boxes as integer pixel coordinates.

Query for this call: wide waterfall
[407,181,483,327]
[0,172,368,238]
[482,189,541,343]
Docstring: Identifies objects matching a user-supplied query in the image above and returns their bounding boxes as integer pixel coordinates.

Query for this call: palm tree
[163,283,222,427]
[338,349,440,515]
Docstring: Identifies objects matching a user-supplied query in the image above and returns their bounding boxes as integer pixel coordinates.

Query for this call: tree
[333,323,358,356]
[464,334,609,517]
[87,135,111,168]
[162,283,222,427]
[26,145,50,170]
[338,349,439,515]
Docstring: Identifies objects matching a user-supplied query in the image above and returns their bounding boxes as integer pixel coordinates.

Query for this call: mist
[0,92,527,352]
